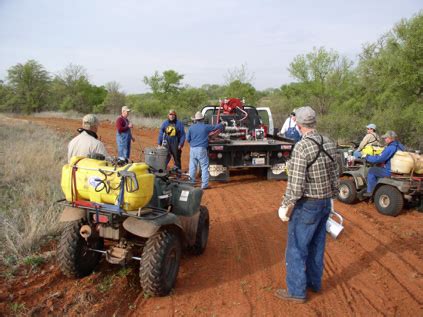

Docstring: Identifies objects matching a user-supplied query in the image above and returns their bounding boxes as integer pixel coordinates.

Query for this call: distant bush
[0,116,67,263]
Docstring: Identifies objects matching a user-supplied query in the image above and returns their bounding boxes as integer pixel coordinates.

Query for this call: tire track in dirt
[2,115,422,316]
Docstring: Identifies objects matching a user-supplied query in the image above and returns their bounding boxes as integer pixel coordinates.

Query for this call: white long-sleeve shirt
[280,117,301,135]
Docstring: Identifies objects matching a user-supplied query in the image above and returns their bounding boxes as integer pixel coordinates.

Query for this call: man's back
[187,122,222,148]
[68,131,108,162]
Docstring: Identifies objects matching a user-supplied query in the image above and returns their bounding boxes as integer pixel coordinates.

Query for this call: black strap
[305,135,334,169]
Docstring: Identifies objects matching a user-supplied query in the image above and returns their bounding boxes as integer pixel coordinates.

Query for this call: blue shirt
[158,119,186,147]
[366,140,405,173]
[187,122,223,148]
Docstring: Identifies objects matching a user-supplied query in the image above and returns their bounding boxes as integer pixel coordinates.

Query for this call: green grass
[9,302,27,315]
[23,255,45,268]
[97,275,115,293]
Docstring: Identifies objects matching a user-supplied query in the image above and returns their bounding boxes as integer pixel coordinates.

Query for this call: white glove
[278,205,290,222]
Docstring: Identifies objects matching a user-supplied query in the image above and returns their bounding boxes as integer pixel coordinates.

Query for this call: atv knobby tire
[337,179,357,204]
[58,220,103,278]
[190,206,210,255]
[140,229,182,297]
[374,185,404,217]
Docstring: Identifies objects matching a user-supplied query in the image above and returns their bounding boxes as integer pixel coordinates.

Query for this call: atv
[337,159,423,216]
[57,156,209,297]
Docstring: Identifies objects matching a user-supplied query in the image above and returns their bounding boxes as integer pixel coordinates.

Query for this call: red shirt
[116,116,130,133]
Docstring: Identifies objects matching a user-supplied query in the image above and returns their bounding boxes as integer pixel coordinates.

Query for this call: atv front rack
[61,200,169,221]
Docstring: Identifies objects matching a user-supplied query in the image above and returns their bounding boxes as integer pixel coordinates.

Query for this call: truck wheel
[337,179,357,204]
[58,220,103,278]
[140,229,181,296]
[374,185,404,216]
[190,206,210,255]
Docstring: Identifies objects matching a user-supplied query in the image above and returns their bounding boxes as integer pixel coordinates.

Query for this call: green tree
[356,11,423,147]
[95,81,125,114]
[51,64,107,113]
[143,70,184,102]
[6,60,50,113]
[288,47,353,115]
[224,80,258,104]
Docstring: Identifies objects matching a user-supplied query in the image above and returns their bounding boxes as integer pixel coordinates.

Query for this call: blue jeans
[116,131,131,159]
[189,147,209,189]
[367,166,390,193]
[285,198,331,299]
[353,150,362,159]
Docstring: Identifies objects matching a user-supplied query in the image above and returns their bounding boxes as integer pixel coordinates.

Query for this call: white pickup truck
[201,104,294,181]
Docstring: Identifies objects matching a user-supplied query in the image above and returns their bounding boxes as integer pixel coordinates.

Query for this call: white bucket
[326,211,344,239]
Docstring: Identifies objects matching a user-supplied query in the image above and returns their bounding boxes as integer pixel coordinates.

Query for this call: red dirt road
[1,117,422,316]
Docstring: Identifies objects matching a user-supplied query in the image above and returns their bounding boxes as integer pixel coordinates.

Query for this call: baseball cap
[82,114,99,126]
[366,123,377,130]
[168,109,176,115]
[295,106,316,126]
[122,106,131,112]
[381,130,397,139]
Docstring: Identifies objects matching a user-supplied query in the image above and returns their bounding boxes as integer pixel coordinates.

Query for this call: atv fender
[123,213,183,238]
[342,172,366,189]
[59,207,86,222]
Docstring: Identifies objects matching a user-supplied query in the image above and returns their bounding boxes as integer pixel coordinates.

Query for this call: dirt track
[1,117,423,316]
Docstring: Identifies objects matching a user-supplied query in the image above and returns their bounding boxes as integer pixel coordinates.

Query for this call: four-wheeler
[337,158,423,216]
[57,155,209,296]
[201,98,294,181]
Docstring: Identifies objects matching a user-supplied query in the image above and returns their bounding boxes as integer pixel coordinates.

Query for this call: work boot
[274,289,306,303]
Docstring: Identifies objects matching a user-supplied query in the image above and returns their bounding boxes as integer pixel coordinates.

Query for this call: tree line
[0,12,422,148]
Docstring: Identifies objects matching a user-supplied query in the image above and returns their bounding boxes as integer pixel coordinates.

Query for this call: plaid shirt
[282,130,339,206]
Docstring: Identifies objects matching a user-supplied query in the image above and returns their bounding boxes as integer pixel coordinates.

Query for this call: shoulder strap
[305,135,334,169]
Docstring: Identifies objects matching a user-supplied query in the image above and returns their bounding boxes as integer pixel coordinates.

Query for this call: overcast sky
[0,0,421,93]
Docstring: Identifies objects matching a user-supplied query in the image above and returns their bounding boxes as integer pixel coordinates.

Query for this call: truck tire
[140,229,181,296]
[58,220,103,278]
[337,179,357,204]
[374,185,404,217]
[189,206,209,255]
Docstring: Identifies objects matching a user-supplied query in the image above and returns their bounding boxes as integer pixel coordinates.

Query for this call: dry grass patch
[0,116,67,263]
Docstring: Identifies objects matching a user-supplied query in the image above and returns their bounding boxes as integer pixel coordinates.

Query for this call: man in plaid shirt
[275,106,339,303]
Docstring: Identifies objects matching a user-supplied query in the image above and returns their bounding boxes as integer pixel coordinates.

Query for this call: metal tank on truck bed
[201,98,294,181]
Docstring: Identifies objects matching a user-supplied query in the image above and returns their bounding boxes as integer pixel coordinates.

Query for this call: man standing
[187,111,224,190]
[68,114,110,162]
[276,106,339,303]
[363,130,404,197]
[280,109,301,142]
[116,106,135,159]
[158,109,186,170]
[353,123,381,158]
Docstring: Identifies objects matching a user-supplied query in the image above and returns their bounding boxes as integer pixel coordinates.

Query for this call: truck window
[203,109,215,124]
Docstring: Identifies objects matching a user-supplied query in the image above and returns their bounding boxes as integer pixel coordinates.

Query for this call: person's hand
[178,145,182,150]
[278,205,290,222]
[128,122,133,128]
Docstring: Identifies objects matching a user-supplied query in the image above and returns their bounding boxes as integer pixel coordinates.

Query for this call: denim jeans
[353,150,362,159]
[367,166,390,193]
[189,147,209,189]
[116,131,131,159]
[285,198,331,299]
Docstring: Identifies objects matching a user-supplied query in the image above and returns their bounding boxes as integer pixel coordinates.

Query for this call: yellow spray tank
[61,157,155,211]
